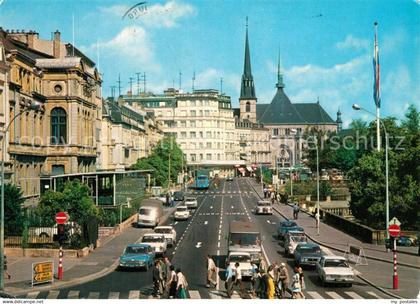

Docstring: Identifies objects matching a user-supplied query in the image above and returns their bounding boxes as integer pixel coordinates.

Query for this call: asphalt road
[24,177,394,299]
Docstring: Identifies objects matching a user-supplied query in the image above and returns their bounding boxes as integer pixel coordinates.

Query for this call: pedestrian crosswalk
[189,190,252,195]
[24,288,385,299]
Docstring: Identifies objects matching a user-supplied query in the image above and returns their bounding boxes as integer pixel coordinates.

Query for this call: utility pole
[220,77,223,95]
[316,138,320,235]
[143,72,146,94]
[179,71,182,91]
[192,71,195,93]
[136,72,141,95]
[128,77,134,94]
[110,86,116,99]
[117,73,121,97]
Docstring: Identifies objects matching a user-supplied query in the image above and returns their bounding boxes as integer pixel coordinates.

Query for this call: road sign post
[388,222,400,290]
[55,212,68,280]
[55,212,69,225]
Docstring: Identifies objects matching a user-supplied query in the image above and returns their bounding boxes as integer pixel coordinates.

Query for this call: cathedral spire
[276,47,285,89]
[240,16,256,100]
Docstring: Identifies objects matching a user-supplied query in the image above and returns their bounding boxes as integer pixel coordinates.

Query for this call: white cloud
[335,35,370,51]
[99,4,130,17]
[381,28,408,54]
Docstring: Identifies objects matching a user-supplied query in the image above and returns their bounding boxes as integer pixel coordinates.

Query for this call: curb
[356,274,403,299]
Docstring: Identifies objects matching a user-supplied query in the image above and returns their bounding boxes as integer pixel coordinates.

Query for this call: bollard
[392,238,398,289]
[58,246,63,280]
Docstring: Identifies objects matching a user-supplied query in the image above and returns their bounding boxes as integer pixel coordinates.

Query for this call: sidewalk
[5,202,180,297]
[246,178,420,299]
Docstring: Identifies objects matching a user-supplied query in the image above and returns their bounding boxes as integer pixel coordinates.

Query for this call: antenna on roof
[143,72,146,93]
[129,77,134,94]
[192,71,195,93]
[179,71,182,91]
[220,77,223,95]
[136,72,141,95]
[110,86,116,99]
[117,73,121,97]
[72,14,75,56]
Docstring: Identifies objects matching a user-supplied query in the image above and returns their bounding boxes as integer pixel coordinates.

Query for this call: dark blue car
[277,220,304,240]
[119,244,155,270]
[294,243,324,267]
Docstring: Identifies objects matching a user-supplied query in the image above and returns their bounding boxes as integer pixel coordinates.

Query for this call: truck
[228,220,262,264]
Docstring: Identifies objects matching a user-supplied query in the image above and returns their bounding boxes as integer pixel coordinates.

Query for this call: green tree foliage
[132,136,184,187]
[4,184,25,235]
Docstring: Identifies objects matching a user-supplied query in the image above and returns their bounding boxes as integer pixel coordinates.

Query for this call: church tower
[239,17,257,123]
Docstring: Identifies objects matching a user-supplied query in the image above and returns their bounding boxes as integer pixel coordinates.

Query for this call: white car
[316,255,355,286]
[184,196,198,209]
[154,226,177,246]
[227,252,254,280]
[174,206,190,221]
[255,200,273,215]
[284,231,307,256]
[141,233,167,255]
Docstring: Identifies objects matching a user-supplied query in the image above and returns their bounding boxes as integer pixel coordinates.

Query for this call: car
[254,200,273,215]
[284,231,307,256]
[174,206,190,221]
[150,193,167,204]
[154,225,177,246]
[140,233,167,255]
[173,191,184,201]
[226,175,234,181]
[294,243,324,267]
[227,252,254,281]
[385,236,416,248]
[316,255,355,287]
[119,244,155,270]
[277,220,304,240]
[184,196,198,209]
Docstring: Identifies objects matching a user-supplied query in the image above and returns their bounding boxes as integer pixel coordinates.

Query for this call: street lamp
[0,101,42,290]
[316,137,320,235]
[352,103,390,240]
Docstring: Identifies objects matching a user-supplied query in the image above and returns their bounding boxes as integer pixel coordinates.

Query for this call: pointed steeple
[276,47,285,89]
[240,16,256,100]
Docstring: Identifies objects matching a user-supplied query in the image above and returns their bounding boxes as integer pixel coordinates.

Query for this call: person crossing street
[206,255,217,288]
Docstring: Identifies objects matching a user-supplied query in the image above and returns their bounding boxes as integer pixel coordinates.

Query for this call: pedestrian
[158,259,166,294]
[166,192,171,207]
[263,186,268,198]
[176,268,188,299]
[3,255,11,280]
[166,265,178,299]
[267,266,275,299]
[162,257,171,296]
[293,203,300,220]
[270,191,275,204]
[297,265,306,293]
[224,262,234,298]
[291,266,304,299]
[233,262,245,296]
[278,262,291,299]
[206,255,217,288]
[152,260,161,297]
[255,269,266,299]
[250,261,258,296]
[259,258,267,273]
[315,212,320,228]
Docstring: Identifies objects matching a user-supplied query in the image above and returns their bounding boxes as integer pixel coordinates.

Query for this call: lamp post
[352,103,390,240]
[1,101,42,290]
[316,139,320,235]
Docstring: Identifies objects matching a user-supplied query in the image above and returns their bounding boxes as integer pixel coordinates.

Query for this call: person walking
[176,268,188,299]
[297,265,305,296]
[259,258,267,273]
[250,261,258,296]
[166,192,171,207]
[315,212,320,228]
[166,265,178,299]
[152,260,161,297]
[3,255,11,280]
[291,267,303,299]
[255,269,266,299]
[225,262,234,298]
[270,191,275,204]
[206,255,217,288]
[267,267,275,299]
[293,203,300,220]
[233,262,245,297]
[162,257,171,296]
[278,263,291,299]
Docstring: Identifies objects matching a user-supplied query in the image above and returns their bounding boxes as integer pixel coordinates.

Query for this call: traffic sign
[389,217,401,226]
[32,261,54,286]
[388,224,401,237]
[55,212,69,224]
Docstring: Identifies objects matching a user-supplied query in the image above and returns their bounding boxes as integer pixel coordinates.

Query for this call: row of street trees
[304,105,419,231]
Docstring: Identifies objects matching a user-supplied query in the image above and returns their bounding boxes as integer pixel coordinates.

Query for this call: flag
[373,23,381,108]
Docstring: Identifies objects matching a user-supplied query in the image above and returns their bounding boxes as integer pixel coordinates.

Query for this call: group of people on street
[263,185,282,204]
[152,256,188,299]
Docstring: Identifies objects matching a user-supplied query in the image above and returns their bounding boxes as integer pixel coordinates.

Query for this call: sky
[0,0,419,127]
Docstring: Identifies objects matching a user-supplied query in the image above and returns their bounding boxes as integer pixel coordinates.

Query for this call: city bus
[194,175,210,189]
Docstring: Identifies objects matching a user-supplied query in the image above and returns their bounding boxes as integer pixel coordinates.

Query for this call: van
[137,199,163,228]
[228,220,262,264]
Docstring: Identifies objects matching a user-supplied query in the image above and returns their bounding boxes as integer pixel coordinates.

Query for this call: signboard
[55,212,69,224]
[389,217,401,226]
[32,261,54,286]
[389,224,401,238]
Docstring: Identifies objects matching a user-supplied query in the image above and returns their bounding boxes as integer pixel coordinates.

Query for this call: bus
[194,175,210,189]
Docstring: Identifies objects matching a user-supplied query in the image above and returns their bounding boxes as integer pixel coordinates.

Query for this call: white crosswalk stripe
[306,291,323,299]
[366,291,381,299]
[325,291,343,299]
[231,291,241,299]
[128,290,140,299]
[189,290,201,299]
[46,291,60,299]
[26,291,40,299]
[345,291,364,299]
[108,292,120,299]
[209,290,224,299]
[88,292,100,299]
[67,290,80,299]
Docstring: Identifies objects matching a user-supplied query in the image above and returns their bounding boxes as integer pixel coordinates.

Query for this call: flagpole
[374,22,381,151]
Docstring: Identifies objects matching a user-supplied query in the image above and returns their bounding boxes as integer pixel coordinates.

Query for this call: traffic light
[57,224,67,245]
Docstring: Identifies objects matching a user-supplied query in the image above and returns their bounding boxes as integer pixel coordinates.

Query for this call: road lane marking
[217,249,220,255]
[108,292,120,299]
[87,292,100,299]
[129,290,140,299]
[345,291,364,299]
[366,291,381,299]
[189,290,201,299]
[218,235,221,241]
[204,221,208,225]
[217,241,220,247]
[67,291,80,299]
[210,206,213,209]
[47,291,60,299]
[231,206,234,209]
[196,242,202,248]
[209,290,223,299]
[307,291,323,299]
[320,246,334,256]
[325,291,343,299]
[27,292,40,299]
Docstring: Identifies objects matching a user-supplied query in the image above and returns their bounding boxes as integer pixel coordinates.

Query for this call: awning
[238,167,245,173]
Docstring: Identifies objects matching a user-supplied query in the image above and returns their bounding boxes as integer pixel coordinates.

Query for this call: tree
[4,184,25,235]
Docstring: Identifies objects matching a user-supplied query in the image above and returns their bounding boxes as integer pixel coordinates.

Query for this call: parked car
[154,225,177,246]
[254,200,273,215]
[119,244,155,270]
[277,220,304,240]
[174,206,190,221]
[227,252,254,281]
[140,233,167,255]
[284,231,307,256]
[184,196,198,209]
[294,243,324,266]
[385,236,416,249]
[173,191,184,201]
[316,255,355,287]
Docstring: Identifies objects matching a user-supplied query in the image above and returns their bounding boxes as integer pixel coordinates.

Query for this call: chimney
[53,30,61,58]
[27,31,38,49]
